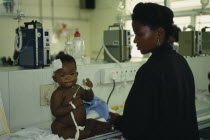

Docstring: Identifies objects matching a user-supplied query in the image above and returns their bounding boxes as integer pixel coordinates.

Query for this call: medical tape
[69,85,85,140]
[69,101,76,109]
[51,59,62,73]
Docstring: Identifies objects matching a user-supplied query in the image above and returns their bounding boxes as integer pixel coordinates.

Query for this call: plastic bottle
[65,41,72,56]
[72,28,84,59]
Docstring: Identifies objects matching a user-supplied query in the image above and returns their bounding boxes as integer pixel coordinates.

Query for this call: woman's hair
[132,2,174,41]
[171,24,181,42]
[55,52,77,68]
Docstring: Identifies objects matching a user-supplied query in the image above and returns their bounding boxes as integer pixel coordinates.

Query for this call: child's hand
[82,78,93,88]
[72,97,83,107]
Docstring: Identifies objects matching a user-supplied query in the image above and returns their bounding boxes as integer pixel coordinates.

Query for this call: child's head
[52,54,78,88]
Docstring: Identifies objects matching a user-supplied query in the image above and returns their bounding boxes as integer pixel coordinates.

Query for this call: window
[125,0,210,58]
[173,16,191,31]
[125,0,164,15]
[171,0,210,31]
[171,0,210,11]
[196,15,210,30]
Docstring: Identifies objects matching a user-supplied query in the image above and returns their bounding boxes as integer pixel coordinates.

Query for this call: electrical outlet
[100,68,121,84]
[100,66,139,84]
[40,84,57,106]
[121,68,136,81]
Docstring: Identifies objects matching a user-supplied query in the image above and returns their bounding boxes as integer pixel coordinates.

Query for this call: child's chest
[62,88,82,105]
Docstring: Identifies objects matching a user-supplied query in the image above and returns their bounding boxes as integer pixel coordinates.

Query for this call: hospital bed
[86,99,210,140]
[0,126,123,140]
[0,99,210,140]
[196,100,210,130]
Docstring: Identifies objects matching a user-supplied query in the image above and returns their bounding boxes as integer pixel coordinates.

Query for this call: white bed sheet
[0,127,123,140]
[0,127,74,140]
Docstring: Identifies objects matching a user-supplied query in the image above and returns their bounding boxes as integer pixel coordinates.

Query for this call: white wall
[89,0,120,58]
[187,56,210,90]
[8,68,54,130]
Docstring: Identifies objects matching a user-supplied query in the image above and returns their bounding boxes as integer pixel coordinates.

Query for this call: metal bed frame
[84,131,122,140]
[197,107,210,130]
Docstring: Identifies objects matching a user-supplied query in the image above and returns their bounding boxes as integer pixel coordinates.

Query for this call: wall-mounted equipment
[178,26,210,57]
[103,23,131,62]
[178,25,202,57]
[15,20,50,68]
[201,27,210,55]
[3,0,15,13]
[80,0,95,9]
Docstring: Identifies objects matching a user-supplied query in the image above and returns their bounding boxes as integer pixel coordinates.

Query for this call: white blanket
[0,127,123,140]
[0,127,74,140]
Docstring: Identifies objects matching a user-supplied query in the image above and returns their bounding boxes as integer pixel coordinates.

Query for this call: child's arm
[50,90,83,117]
[81,78,94,102]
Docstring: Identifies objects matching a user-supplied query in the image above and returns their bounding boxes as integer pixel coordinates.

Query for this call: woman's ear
[155,27,165,43]
[157,27,165,38]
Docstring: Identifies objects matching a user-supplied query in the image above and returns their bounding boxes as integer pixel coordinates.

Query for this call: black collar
[151,41,172,55]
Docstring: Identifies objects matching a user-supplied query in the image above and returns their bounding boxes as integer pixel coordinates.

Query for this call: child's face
[54,62,78,88]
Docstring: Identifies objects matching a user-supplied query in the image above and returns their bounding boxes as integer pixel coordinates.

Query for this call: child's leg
[51,121,75,139]
[85,119,113,136]
[51,120,92,139]
[58,127,92,140]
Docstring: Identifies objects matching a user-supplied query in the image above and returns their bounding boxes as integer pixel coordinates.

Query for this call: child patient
[50,54,112,140]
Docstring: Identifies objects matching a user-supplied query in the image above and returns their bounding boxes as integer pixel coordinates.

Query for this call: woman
[110,3,199,140]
